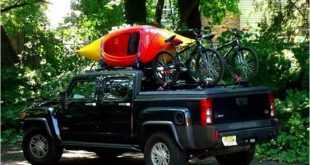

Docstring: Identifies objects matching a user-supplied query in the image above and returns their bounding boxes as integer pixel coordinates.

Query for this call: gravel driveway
[1,144,300,165]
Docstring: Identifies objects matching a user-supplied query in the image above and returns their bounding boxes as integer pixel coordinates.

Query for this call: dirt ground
[1,144,301,165]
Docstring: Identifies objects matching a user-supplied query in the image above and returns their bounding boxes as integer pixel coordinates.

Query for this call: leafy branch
[1,0,49,13]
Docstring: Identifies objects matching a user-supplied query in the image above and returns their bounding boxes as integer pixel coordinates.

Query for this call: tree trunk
[178,0,201,38]
[155,0,165,25]
[1,26,18,67]
[124,0,147,24]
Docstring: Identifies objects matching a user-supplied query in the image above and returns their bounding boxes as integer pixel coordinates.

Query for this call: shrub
[256,90,309,164]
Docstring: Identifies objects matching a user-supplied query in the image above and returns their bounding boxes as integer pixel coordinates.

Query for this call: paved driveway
[1,145,298,165]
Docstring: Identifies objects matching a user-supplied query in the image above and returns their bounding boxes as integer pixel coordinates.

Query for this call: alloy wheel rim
[29,134,49,159]
[151,142,170,165]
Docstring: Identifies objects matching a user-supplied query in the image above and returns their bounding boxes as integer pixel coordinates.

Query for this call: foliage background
[1,0,309,164]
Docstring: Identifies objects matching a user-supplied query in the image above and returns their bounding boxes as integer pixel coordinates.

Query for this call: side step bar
[63,141,141,151]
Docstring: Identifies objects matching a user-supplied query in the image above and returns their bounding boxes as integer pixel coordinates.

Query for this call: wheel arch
[23,117,61,142]
[140,121,184,151]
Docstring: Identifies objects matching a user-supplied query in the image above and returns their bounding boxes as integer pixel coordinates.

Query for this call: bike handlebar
[227,28,242,38]
[177,28,214,41]
[187,28,210,34]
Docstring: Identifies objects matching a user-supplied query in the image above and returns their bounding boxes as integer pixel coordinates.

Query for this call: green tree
[123,0,239,29]
[69,0,125,40]
[243,0,309,163]
[1,0,91,143]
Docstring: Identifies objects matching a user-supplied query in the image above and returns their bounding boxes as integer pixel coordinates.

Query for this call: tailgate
[205,86,272,124]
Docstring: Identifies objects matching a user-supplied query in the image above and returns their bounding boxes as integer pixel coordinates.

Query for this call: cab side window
[103,77,133,101]
[69,79,97,100]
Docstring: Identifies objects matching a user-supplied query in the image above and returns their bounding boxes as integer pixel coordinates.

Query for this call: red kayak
[101,25,181,67]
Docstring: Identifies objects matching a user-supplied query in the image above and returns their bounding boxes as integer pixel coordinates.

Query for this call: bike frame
[176,37,205,61]
[215,38,240,58]
[172,36,210,83]
[177,42,196,55]
[206,34,242,79]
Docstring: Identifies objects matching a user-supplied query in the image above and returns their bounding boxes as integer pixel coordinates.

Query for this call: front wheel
[231,47,258,81]
[188,48,224,85]
[22,129,63,165]
[144,132,187,165]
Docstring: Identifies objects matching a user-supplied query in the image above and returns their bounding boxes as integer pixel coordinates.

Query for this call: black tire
[188,48,224,85]
[22,129,63,165]
[216,145,255,165]
[152,52,179,86]
[231,47,258,81]
[144,132,187,165]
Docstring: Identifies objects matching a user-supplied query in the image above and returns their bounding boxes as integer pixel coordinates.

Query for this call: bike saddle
[165,35,183,46]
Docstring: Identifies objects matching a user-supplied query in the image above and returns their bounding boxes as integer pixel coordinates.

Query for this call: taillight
[268,93,276,117]
[200,99,213,126]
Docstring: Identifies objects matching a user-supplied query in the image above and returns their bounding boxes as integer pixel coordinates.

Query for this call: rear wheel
[152,52,179,86]
[22,129,63,165]
[231,47,258,81]
[144,132,187,165]
[216,145,255,165]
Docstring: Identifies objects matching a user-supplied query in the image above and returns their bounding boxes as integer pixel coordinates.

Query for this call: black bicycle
[153,29,224,86]
[207,29,259,82]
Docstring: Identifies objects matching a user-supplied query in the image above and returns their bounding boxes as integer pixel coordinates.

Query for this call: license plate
[222,135,237,146]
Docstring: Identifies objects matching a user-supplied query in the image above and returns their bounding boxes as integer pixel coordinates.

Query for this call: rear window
[102,77,133,101]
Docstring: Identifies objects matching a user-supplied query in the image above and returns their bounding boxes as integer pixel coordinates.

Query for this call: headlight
[48,107,54,112]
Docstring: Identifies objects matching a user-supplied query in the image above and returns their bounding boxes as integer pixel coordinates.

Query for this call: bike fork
[175,56,187,72]
[228,48,242,83]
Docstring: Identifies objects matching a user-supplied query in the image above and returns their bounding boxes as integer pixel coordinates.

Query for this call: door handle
[84,102,97,106]
[118,102,131,107]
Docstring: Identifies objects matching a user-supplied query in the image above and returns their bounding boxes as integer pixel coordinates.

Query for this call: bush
[1,129,22,145]
[1,31,91,145]
[256,90,309,164]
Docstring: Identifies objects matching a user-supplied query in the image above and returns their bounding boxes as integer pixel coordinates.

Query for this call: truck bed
[137,86,270,99]
[136,85,272,126]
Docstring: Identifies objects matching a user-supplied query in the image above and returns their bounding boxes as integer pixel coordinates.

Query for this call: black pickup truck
[21,70,278,165]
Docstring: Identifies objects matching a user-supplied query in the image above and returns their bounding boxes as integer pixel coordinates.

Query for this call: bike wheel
[152,52,179,86]
[186,55,201,82]
[231,47,258,81]
[190,48,224,85]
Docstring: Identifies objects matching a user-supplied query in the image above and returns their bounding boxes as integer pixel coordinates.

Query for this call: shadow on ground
[1,145,298,165]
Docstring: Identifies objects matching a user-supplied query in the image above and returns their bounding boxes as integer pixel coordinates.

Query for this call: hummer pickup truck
[21,70,278,165]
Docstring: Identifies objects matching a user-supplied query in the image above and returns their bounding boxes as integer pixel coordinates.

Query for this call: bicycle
[207,28,259,82]
[152,29,224,86]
